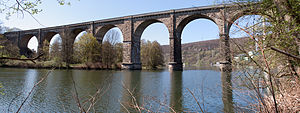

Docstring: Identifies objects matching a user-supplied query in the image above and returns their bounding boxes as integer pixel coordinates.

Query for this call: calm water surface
[0,68,239,112]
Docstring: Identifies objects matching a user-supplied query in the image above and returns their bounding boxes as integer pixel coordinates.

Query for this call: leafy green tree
[0,83,4,95]
[50,40,61,59]
[0,35,20,64]
[150,41,164,68]
[41,40,50,61]
[115,43,123,64]
[101,41,114,68]
[50,40,63,67]
[73,33,101,63]
[141,40,151,68]
[141,39,164,69]
[101,28,123,68]
[0,0,72,18]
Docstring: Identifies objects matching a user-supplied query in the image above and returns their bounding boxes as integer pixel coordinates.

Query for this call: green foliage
[141,40,164,69]
[182,49,221,67]
[71,32,123,69]
[0,83,4,95]
[1,0,73,18]
[57,0,72,5]
[52,57,64,67]
[41,40,50,61]
[49,39,63,66]
[101,41,123,68]
[20,55,27,59]
[101,41,114,68]
[115,43,123,63]
[0,35,20,64]
[73,33,101,63]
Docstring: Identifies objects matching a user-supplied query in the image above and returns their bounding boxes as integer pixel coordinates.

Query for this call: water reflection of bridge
[120,70,233,112]
[2,68,234,112]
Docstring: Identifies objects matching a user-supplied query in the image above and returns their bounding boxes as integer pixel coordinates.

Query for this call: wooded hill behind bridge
[161,37,249,67]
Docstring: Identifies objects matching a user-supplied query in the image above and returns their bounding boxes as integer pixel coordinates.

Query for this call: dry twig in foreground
[16,68,55,113]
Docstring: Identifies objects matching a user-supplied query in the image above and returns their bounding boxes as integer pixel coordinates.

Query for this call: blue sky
[1,0,249,51]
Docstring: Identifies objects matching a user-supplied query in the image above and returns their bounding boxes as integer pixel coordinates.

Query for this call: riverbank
[0,60,169,70]
[1,59,255,71]
[0,60,123,70]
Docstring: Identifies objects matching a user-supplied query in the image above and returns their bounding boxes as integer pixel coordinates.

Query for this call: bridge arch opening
[48,34,62,60]
[49,34,62,49]
[180,18,220,68]
[102,27,123,44]
[95,25,120,43]
[74,31,88,43]
[73,30,88,63]
[101,27,124,68]
[22,35,38,57]
[177,15,217,39]
[41,32,62,59]
[43,32,57,43]
[137,19,169,68]
[71,28,88,48]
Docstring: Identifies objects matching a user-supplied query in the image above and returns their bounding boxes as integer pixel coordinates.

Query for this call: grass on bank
[1,60,124,69]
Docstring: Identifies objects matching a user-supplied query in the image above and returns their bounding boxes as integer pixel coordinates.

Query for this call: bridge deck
[4,4,236,33]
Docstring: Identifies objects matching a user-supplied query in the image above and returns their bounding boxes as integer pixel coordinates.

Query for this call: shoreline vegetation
[0,60,220,70]
[0,60,124,70]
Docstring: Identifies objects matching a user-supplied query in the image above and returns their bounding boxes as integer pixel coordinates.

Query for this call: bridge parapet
[41,26,64,32]
[20,29,39,35]
[4,31,19,37]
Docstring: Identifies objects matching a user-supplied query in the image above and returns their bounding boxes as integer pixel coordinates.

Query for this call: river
[0,68,246,112]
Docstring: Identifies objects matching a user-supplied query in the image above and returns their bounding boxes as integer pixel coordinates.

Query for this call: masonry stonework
[4,4,251,71]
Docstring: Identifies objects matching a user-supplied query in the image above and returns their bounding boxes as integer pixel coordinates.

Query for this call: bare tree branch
[16,68,55,113]
[270,47,300,60]
[14,0,45,27]
[0,53,43,64]
[70,73,86,113]
[187,88,204,113]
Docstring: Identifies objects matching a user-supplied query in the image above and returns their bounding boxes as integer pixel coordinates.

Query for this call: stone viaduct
[4,4,252,71]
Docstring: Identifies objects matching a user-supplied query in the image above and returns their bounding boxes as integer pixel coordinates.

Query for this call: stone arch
[135,19,170,66]
[19,34,38,49]
[177,14,217,38]
[95,24,118,43]
[39,32,60,56]
[19,34,38,57]
[176,14,221,68]
[43,32,58,42]
[134,19,169,40]
[72,28,86,35]
[49,34,62,44]
[124,19,170,68]
[227,10,264,32]
[47,34,63,57]
[103,27,123,44]
[69,28,87,44]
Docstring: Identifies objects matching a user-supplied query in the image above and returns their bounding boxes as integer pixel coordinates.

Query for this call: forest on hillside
[161,37,249,67]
